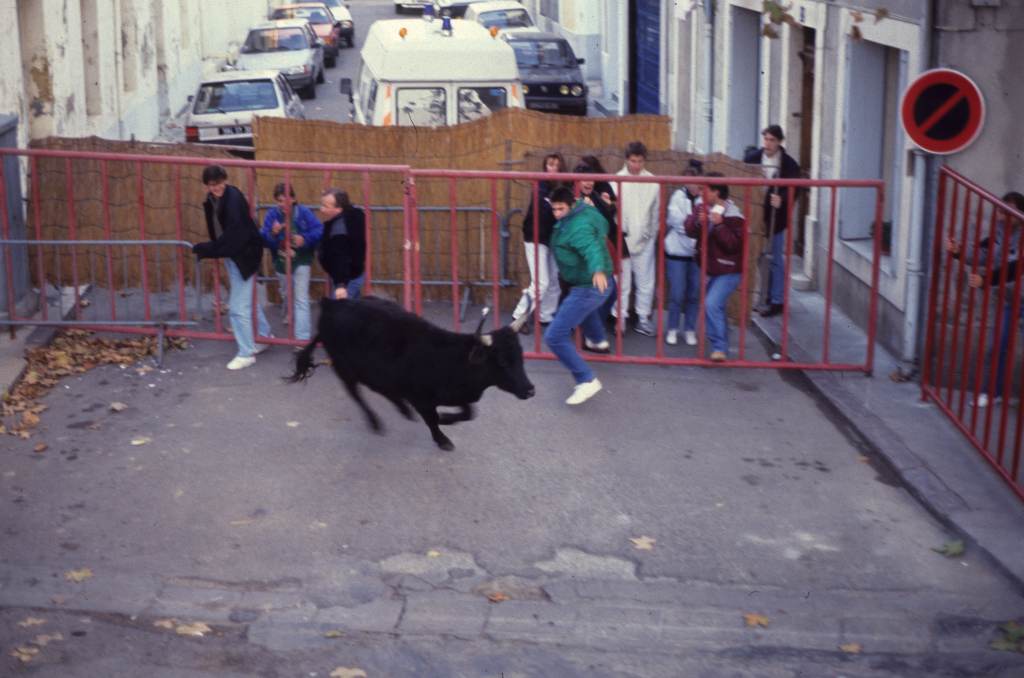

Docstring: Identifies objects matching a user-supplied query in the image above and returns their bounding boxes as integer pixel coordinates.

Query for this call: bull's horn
[475,306,490,335]
[479,333,493,346]
[509,313,529,333]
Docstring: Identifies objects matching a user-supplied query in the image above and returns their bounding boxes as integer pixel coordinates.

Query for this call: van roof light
[399,26,407,38]
[489,26,499,38]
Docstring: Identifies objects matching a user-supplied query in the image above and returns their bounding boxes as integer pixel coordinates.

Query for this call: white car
[463,1,536,33]
[184,70,305,148]
[394,0,490,17]
[317,0,356,46]
[235,19,325,99]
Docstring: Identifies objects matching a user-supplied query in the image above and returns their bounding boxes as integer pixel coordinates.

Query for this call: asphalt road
[2,296,1024,676]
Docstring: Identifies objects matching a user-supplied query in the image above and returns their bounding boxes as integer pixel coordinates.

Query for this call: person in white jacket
[663,161,705,346]
[614,141,661,336]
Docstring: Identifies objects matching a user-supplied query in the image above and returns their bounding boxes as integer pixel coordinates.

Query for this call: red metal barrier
[922,166,1024,501]
[1,148,884,377]
[407,167,885,372]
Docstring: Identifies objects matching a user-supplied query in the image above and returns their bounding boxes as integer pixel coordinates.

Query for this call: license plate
[219,126,249,135]
[527,102,558,110]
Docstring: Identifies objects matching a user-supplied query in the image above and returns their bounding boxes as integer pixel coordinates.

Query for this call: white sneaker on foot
[666,330,678,345]
[583,338,610,354]
[566,378,602,405]
[684,330,697,346]
[973,394,1001,408]
[226,355,256,370]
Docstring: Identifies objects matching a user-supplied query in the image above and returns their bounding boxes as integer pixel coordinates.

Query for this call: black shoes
[759,304,784,318]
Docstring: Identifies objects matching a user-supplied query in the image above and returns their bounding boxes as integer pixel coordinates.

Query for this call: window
[396,87,446,127]
[242,28,308,53]
[193,80,279,114]
[479,9,532,29]
[509,39,575,68]
[458,87,507,123]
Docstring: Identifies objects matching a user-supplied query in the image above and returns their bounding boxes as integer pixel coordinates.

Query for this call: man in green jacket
[543,186,614,405]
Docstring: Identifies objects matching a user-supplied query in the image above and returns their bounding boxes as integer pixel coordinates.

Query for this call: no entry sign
[901,68,985,155]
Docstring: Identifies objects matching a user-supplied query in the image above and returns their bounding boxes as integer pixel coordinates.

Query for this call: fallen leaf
[154,619,176,629]
[285,421,300,428]
[323,629,345,638]
[629,536,656,551]
[10,645,39,662]
[130,436,152,446]
[329,668,368,678]
[840,642,862,654]
[33,442,48,453]
[110,402,128,412]
[932,539,965,558]
[487,592,510,603]
[990,637,1024,652]
[64,567,93,582]
[32,632,63,647]
[17,616,46,628]
[174,488,184,498]
[1002,620,1024,642]
[744,612,770,628]
[50,595,65,605]
[426,549,441,558]
[175,621,212,637]
[135,365,153,375]
[21,411,40,428]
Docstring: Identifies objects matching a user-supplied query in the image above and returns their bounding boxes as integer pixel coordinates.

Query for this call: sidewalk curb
[750,317,1024,593]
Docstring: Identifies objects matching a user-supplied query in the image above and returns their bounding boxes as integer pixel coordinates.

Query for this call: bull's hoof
[435,438,455,451]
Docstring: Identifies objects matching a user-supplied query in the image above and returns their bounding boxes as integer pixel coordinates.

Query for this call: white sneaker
[583,338,610,354]
[253,335,274,354]
[226,355,256,370]
[666,330,678,345]
[973,394,1001,408]
[684,330,698,346]
[566,378,602,405]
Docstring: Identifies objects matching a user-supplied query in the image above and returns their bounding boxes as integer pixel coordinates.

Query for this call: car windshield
[242,27,309,52]
[193,80,279,114]
[510,40,575,68]
[272,7,331,24]
[320,0,341,6]
[479,9,532,29]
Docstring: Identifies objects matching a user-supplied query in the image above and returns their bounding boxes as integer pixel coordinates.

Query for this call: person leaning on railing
[944,191,1024,408]
[193,164,272,371]
[317,188,367,301]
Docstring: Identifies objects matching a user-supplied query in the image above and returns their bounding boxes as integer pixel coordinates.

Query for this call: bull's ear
[479,333,493,347]
[475,306,491,335]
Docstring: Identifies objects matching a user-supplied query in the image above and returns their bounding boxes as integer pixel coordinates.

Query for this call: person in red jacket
[685,172,746,361]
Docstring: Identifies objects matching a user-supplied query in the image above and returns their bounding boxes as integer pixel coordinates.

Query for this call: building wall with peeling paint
[0,0,273,147]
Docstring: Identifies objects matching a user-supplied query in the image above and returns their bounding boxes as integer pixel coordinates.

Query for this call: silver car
[235,19,325,99]
[184,70,305,149]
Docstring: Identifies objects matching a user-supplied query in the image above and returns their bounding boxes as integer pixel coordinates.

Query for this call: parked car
[270,3,342,66]
[394,0,489,17]
[318,0,356,46]
[464,1,537,34]
[184,70,305,148]
[235,19,324,100]
[503,31,587,116]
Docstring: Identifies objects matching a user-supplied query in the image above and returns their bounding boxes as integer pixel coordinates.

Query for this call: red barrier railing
[922,166,1024,501]
[407,167,884,373]
[1,148,884,376]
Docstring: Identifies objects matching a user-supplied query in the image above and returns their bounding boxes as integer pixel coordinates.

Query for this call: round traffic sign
[900,68,985,155]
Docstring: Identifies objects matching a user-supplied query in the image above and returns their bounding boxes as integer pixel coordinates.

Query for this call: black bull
[289,297,535,450]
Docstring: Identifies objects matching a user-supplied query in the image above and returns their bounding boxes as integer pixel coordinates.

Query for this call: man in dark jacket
[317,188,367,300]
[744,124,802,317]
[193,165,271,370]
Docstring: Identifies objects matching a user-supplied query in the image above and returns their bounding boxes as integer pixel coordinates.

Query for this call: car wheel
[301,83,317,99]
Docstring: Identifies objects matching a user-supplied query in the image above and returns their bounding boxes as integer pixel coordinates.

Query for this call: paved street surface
[2,298,1024,676]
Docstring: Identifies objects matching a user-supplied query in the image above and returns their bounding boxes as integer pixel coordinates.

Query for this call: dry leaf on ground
[743,613,770,628]
[33,442,47,453]
[130,436,152,446]
[10,646,39,662]
[32,633,63,647]
[486,592,510,603]
[329,668,368,678]
[64,567,93,582]
[154,619,177,630]
[175,621,212,637]
[17,616,46,628]
[932,539,965,558]
[629,536,656,551]
[286,421,300,428]
[110,402,128,412]
[426,549,441,558]
[323,630,345,638]
[840,642,862,654]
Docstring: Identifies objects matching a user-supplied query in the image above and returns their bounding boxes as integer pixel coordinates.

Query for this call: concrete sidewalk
[754,287,1024,589]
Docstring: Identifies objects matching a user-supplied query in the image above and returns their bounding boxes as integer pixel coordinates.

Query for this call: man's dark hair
[549,186,576,206]
[201,164,228,184]
[624,141,647,159]
[273,182,297,200]
[705,171,729,200]
[579,154,607,173]
[761,124,785,142]
[1001,191,1024,212]
[683,158,704,177]
[573,163,597,174]
[323,188,351,210]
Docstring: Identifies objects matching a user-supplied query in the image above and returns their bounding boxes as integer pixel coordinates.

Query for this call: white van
[340,17,524,127]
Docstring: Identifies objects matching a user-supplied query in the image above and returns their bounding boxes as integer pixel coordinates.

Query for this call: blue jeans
[769,230,786,305]
[984,300,1024,398]
[277,264,312,341]
[544,284,612,384]
[665,257,700,332]
[706,273,741,354]
[225,259,271,358]
[332,273,365,300]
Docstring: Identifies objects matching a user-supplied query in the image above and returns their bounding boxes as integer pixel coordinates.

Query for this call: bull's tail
[286,334,320,383]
